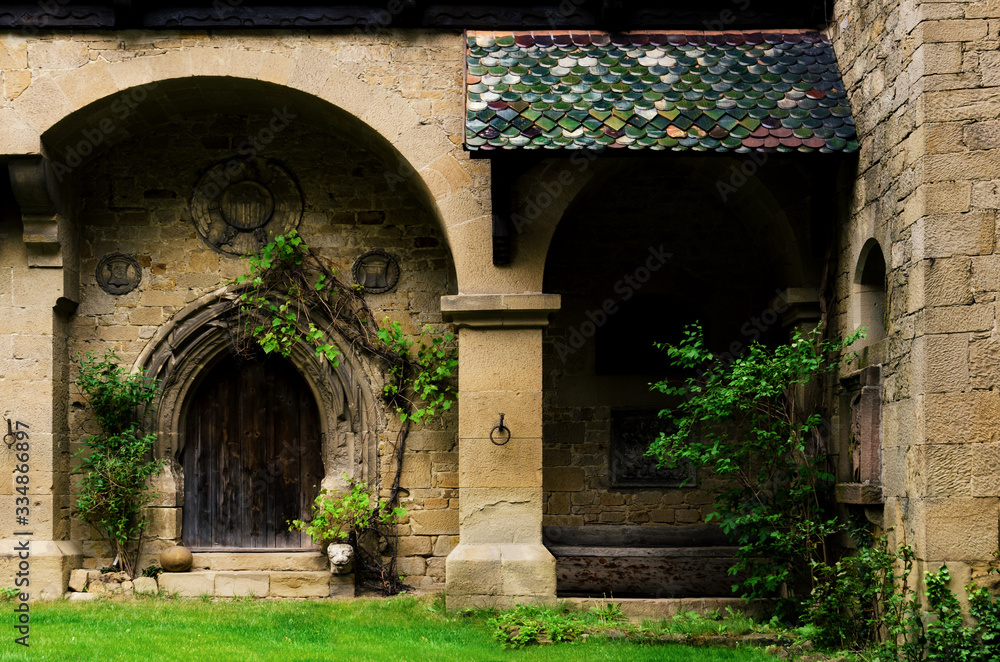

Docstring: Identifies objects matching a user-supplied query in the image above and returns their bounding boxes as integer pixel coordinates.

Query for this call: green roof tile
[465,30,857,153]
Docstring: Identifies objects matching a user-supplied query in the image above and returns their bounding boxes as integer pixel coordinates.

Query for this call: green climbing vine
[230,230,457,593]
[232,230,457,424]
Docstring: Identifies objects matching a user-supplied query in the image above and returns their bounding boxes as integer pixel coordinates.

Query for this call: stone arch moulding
[853,238,887,344]
[11,51,492,287]
[134,287,385,511]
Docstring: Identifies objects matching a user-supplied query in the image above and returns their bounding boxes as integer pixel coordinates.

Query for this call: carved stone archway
[134,287,385,546]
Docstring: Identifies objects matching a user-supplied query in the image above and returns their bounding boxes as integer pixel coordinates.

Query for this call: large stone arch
[499,155,810,294]
[4,41,502,292]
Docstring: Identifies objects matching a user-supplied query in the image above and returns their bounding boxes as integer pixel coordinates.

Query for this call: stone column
[441,293,559,609]
[0,157,82,599]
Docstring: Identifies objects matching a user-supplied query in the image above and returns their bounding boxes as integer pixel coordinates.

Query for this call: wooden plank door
[182,354,323,549]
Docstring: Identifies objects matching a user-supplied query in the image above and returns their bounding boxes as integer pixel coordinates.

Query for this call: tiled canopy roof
[465,30,858,153]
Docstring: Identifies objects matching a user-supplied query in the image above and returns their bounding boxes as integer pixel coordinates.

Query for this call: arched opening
[182,352,323,549]
[537,155,826,598]
[854,239,887,343]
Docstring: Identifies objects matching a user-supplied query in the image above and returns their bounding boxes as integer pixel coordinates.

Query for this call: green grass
[0,595,778,662]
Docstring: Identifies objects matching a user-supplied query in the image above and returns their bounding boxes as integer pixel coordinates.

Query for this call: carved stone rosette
[190,157,303,256]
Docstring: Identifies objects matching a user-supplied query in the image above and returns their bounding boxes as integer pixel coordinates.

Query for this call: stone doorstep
[190,551,329,572]
[562,597,770,622]
[157,570,354,598]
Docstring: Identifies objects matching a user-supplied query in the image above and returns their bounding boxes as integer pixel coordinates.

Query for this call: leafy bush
[289,474,406,545]
[648,323,862,607]
[487,604,586,649]
[73,350,164,579]
[920,565,1000,662]
[806,533,923,660]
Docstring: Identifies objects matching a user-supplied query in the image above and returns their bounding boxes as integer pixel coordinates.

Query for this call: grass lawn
[0,595,778,662]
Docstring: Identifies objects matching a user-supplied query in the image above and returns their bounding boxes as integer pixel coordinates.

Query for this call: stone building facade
[0,1,995,608]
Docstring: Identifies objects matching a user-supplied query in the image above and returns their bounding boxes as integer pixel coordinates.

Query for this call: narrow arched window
[854,239,887,343]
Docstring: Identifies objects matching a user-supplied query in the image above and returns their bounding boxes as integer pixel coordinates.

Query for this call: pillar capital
[440,293,560,328]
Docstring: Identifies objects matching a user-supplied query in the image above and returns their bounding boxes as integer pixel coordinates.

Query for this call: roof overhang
[466,30,858,153]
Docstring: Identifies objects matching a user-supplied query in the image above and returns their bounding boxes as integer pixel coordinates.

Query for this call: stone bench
[542,525,742,598]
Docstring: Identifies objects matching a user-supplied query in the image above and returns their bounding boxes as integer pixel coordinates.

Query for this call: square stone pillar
[441,294,559,609]
[0,157,82,599]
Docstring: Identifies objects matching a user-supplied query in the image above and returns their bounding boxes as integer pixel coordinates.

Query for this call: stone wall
[0,27,487,593]
[830,0,1000,580]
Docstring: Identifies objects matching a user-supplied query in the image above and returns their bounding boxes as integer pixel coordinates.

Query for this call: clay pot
[160,545,193,572]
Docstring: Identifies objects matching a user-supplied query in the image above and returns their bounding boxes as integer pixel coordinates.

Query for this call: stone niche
[835,365,883,505]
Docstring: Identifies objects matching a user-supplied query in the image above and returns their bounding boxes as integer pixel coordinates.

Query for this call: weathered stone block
[158,571,215,597]
[398,557,426,576]
[543,467,585,492]
[972,443,1000,496]
[329,573,355,598]
[27,41,89,69]
[459,433,542,489]
[397,535,432,557]
[916,498,1000,561]
[914,334,969,394]
[269,572,330,598]
[459,486,542,544]
[916,304,994,336]
[913,444,973,497]
[214,572,269,598]
[915,19,988,43]
[499,543,556,597]
[445,544,502,597]
[409,509,459,535]
[68,568,88,592]
[433,535,459,557]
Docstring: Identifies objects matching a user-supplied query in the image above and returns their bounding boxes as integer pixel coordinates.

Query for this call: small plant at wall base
[73,350,165,579]
[232,231,456,593]
[289,475,407,586]
[648,322,863,613]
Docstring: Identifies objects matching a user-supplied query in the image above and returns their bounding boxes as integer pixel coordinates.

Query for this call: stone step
[158,570,354,598]
[190,551,329,572]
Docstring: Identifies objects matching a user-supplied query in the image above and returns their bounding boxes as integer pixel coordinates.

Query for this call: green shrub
[73,350,164,579]
[648,323,862,609]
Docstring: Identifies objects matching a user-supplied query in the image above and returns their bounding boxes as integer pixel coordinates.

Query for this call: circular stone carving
[190,157,302,256]
[352,251,401,294]
[95,253,142,295]
[160,545,193,572]
[220,180,275,231]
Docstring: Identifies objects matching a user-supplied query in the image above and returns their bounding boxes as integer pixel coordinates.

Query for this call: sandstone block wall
[831,0,1000,578]
[0,29,488,592]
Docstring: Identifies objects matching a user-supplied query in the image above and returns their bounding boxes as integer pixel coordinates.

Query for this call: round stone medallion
[352,250,401,294]
[219,180,275,231]
[160,545,193,573]
[190,157,302,256]
[95,253,142,295]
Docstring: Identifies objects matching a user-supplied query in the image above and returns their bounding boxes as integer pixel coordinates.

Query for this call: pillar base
[445,542,556,610]
[0,540,82,600]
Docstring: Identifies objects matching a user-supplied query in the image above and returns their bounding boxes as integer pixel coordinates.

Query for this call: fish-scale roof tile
[465,30,858,153]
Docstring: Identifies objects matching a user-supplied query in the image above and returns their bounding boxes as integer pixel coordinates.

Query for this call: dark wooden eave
[0,1,830,30]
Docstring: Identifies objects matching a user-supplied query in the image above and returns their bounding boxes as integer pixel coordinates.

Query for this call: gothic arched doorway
[181,353,323,549]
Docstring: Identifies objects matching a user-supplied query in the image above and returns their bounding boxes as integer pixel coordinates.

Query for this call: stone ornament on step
[161,545,194,572]
[327,543,354,574]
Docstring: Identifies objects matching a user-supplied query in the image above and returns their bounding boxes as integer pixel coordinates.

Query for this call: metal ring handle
[490,413,511,446]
